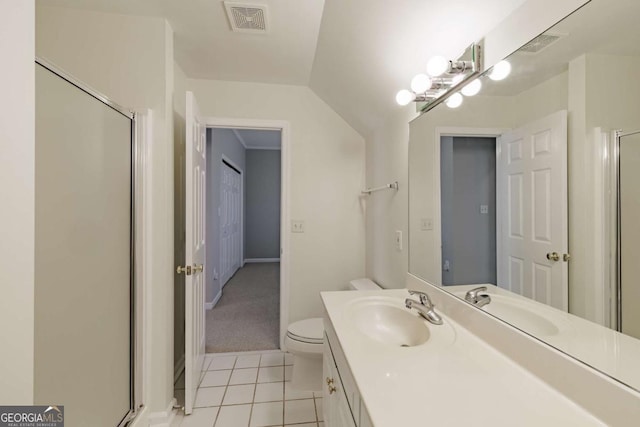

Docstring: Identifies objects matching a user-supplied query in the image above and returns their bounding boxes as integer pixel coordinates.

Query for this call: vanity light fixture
[395,89,415,106]
[395,43,482,113]
[489,60,512,81]
[410,74,432,94]
[445,93,463,109]
[427,55,475,77]
[461,78,482,97]
[426,56,450,77]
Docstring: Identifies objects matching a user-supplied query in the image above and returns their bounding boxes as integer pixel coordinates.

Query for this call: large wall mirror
[409,0,640,392]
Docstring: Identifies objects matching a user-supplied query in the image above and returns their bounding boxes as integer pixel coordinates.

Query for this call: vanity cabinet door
[335,392,356,427]
[323,340,356,427]
[322,342,335,423]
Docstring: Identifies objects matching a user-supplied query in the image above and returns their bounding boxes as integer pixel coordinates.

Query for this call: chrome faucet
[405,290,443,325]
[464,286,491,308]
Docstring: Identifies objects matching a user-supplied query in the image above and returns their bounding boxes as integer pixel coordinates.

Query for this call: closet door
[34,63,133,427]
[220,161,241,286]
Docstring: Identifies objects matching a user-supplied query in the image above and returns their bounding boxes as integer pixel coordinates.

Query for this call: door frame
[433,127,508,286]
[204,117,291,349]
[612,129,640,332]
[220,154,244,286]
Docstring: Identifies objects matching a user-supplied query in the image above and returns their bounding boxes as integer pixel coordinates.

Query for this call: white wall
[365,108,414,288]
[0,0,35,405]
[188,79,366,323]
[513,71,568,127]
[36,5,176,415]
[365,0,588,289]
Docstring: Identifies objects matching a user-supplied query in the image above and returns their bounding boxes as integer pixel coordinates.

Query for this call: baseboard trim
[244,258,280,263]
[148,398,177,427]
[128,405,149,427]
[205,290,222,310]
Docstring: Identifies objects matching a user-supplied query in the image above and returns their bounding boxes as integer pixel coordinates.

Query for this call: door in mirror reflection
[497,111,568,311]
[619,131,640,340]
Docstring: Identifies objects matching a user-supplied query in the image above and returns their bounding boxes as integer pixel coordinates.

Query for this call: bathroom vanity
[321,285,640,426]
[322,322,373,427]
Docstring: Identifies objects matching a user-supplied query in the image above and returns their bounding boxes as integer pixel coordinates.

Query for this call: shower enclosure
[616,130,640,340]
[34,60,137,426]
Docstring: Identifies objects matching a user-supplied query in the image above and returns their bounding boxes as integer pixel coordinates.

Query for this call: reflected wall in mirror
[409,0,640,392]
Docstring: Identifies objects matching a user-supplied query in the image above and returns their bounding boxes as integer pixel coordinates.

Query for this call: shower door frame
[35,57,141,427]
[612,129,640,333]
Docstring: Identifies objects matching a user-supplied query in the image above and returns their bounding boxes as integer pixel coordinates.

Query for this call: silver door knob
[193,264,204,273]
[546,252,560,262]
[176,265,192,275]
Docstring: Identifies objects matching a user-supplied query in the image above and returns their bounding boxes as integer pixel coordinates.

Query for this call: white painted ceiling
[233,129,281,150]
[39,0,528,136]
[39,0,324,84]
[482,0,640,96]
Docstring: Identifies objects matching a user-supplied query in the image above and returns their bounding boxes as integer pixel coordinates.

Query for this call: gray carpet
[206,262,280,353]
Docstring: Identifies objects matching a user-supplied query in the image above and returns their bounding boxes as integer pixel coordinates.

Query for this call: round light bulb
[489,60,512,81]
[427,56,450,77]
[395,89,415,106]
[445,93,463,109]
[410,74,432,93]
[461,79,482,97]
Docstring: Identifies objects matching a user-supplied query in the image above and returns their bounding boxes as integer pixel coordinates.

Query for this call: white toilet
[285,278,381,391]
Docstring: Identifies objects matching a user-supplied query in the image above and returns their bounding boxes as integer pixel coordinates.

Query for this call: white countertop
[448,284,640,392]
[321,289,605,426]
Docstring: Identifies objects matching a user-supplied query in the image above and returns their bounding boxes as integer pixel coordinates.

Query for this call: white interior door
[497,110,568,310]
[184,91,206,414]
[220,162,241,286]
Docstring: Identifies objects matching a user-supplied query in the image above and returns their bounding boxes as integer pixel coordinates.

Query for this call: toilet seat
[286,318,324,345]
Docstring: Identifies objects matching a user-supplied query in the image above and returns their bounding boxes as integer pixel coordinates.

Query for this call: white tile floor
[173,351,325,427]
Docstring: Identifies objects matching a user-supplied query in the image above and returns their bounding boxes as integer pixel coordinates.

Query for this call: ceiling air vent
[517,33,565,54]
[224,2,268,33]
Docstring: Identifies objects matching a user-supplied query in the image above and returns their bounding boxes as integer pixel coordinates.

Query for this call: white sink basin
[483,295,560,336]
[456,291,561,336]
[346,297,437,347]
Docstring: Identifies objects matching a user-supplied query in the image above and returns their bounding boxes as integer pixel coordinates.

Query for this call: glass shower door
[34,62,134,426]
[618,130,640,340]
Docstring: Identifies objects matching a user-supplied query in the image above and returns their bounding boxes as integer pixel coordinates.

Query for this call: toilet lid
[287,318,324,344]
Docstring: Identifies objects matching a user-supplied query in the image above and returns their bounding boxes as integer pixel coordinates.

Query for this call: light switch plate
[480,205,489,214]
[395,230,403,251]
[292,220,305,233]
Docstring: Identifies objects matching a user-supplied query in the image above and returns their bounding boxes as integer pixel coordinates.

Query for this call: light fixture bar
[417,43,482,113]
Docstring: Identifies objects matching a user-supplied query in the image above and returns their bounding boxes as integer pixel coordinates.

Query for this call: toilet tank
[349,278,381,290]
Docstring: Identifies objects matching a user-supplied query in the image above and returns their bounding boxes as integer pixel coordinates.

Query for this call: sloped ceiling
[38,0,324,84]
[309,0,528,137]
[38,0,527,136]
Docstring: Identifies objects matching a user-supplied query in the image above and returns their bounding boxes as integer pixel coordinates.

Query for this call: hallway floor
[174,350,324,427]
[206,263,280,353]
